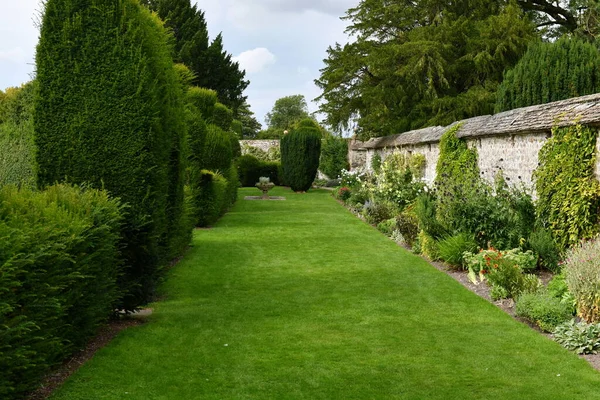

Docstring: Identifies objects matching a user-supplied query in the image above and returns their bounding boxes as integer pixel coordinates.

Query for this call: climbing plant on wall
[534,124,600,249]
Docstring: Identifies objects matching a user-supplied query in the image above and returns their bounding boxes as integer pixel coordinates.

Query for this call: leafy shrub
[335,186,352,201]
[281,122,322,192]
[395,210,420,248]
[236,154,280,187]
[192,170,228,227]
[564,238,600,323]
[416,230,440,260]
[187,87,218,120]
[377,218,397,236]
[373,151,425,209]
[231,119,243,138]
[0,184,122,398]
[534,124,600,249]
[224,163,239,211]
[241,143,281,162]
[203,124,234,172]
[35,0,189,309]
[228,129,242,159]
[212,102,234,131]
[437,233,477,269]
[320,135,349,179]
[528,228,560,272]
[414,193,447,240]
[553,320,600,354]
[363,201,398,225]
[516,291,573,332]
[464,248,539,298]
[371,153,382,172]
[340,169,366,189]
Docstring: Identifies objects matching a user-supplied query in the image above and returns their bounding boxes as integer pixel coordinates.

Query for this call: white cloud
[234,47,276,74]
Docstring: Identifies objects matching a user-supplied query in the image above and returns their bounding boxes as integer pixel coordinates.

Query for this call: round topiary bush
[281,120,322,192]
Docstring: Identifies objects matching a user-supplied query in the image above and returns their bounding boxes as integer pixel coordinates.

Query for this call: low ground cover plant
[516,291,573,332]
[554,320,600,354]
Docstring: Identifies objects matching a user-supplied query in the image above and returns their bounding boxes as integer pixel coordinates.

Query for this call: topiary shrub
[187,86,218,120]
[228,129,242,159]
[212,102,234,131]
[281,121,322,191]
[35,0,189,309]
[320,135,349,179]
[203,124,233,173]
[0,184,122,398]
[192,169,228,227]
[224,163,239,212]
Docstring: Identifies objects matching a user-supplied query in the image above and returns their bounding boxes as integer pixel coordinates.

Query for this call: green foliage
[0,184,122,398]
[237,102,262,139]
[373,151,426,209]
[553,320,600,355]
[187,87,218,120]
[564,237,600,323]
[35,0,190,309]
[316,1,535,138]
[212,102,234,131]
[241,143,280,162]
[528,228,560,272]
[376,218,397,236]
[395,209,420,248]
[363,200,399,225]
[281,125,322,192]
[265,95,310,131]
[224,163,239,212]
[415,230,440,260]
[236,155,280,187]
[437,233,477,269]
[516,291,573,332]
[534,124,600,249]
[0,82,36,189]
[146,0,248,112]
[203,124,233,172]
[228,130,242,159]
[414,193,447,240]
[319,136,348,179]
[231,119,243,137]
[370,153,382,173]
[190,170,228,227]
[496,37,600,112]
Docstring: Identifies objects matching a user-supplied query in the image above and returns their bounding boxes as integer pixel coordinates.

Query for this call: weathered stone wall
[349,94,600,190]
[240,140,280,154]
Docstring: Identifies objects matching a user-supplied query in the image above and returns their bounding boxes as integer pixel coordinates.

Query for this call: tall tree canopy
[265,94,311,130]
[316,0,536,139]
[145,0,249,113]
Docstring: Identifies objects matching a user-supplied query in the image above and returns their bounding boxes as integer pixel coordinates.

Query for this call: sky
[0,0,355,129]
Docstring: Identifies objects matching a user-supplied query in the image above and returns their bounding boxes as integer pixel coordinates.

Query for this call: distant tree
[145,0,249,113]
[237,101,262,138]
[265,95,311,131]
[496,37,600,112]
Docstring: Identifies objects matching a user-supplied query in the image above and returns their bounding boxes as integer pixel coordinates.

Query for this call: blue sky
[0,0,354,129]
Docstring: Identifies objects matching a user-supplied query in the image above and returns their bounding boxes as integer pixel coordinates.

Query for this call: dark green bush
[212,102,234,131]
[320,135,349,179]
[437,233,477,269]
[0,184,122,398]
[363,201,398,225]
[231,119,243,137]
[192,170,228,227]
[224,163,239,212]
[516,291,573,332]
[496,37,600,112]
[35,0,189,309]
[228,129,242,159]
[203,124,233,172]
[236,154,280,187]
[529,228,560,272]
[414,193,447,240]
[281,124,321,192]
[187,87,218,120]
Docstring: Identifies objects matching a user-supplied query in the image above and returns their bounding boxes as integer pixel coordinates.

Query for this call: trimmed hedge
[192,169,228,227]
[203,124,233,172]
[34,0,189,309]
[237,154,280,187]
[320,135,349,179]
[213,102,234,131]
[0,184,123,398]
[281,121,322,192]
[187,87,217,121]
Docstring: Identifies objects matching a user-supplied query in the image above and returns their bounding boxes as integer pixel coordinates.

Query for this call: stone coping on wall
[353,93,600,150]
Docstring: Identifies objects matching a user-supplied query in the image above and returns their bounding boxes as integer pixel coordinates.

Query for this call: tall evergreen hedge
[496,37,600,112]
[187,86,218,120]
[320,135,349,179]
[213,102,234,131]
[281,120,322,191]
[203,124,233,172]
[34,0,189,309]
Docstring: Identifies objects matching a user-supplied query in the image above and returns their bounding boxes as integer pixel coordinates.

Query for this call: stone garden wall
[349,93,600,189]
[240,139,280,154]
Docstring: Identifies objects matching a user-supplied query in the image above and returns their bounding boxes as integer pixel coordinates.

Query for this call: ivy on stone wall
[534,124,600,249]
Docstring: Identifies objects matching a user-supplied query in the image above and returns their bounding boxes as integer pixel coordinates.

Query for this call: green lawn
[51,187,600,399]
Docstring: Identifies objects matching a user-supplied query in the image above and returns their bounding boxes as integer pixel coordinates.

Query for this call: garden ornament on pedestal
[256,176,275,199]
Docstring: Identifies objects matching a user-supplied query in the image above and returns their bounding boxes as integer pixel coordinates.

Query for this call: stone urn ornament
[255,176,275,199]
